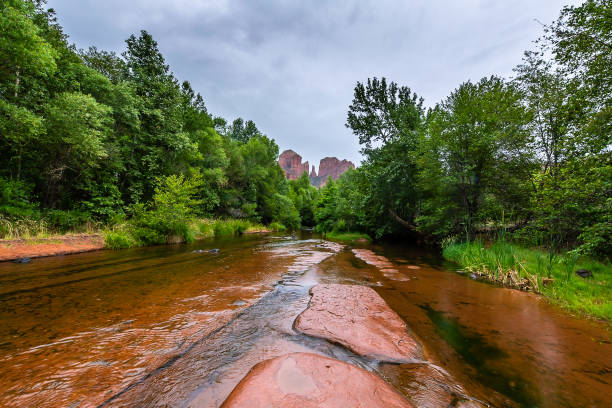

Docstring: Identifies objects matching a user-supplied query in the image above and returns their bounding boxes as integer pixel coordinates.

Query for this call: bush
[195,219,215,239]
[104,230,136,249]
[43,209,92,232]
[213,219,236,236]
[269,222,287,232]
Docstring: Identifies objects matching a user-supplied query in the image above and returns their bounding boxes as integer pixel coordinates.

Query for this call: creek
[0,233,610,407]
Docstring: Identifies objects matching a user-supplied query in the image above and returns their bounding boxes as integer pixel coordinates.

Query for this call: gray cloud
[46,0,579,166]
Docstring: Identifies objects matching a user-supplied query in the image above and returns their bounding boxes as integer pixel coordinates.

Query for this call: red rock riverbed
[0,234,610,407]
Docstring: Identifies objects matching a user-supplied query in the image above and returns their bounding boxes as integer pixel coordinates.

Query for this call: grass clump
[443,239,612,320]
[213,219,250,236]
[104,229,137,249]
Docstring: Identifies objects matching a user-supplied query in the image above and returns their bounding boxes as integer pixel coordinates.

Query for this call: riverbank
[0,219,284,262]
[443,240,612,321]
[324,231,371,244]
[0,234,105,262]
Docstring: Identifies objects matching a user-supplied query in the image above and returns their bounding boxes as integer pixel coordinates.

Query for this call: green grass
[325,231,372,243]
[24,239,63,245]
[443,239,612,321]
[105,218,286,249]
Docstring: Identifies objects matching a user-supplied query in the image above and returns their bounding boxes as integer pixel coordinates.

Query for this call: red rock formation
[278,149,355,187]
[221,353,413,408]
[279,150,309,180]
[317,157,354,183]
[294,284,422,363]
[310,157,355,187]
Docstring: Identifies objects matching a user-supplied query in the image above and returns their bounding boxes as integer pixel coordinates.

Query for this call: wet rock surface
[220,352,412,408]
[352,249,412,281]
[294,284,422,363]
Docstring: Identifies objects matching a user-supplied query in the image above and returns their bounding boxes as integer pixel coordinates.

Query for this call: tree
[420,77,532,237]
[0,100,44,180]
[0,0,57,102]
[288,172,319,226]
[120,30,196,203]
[225,117,261,143]
[549,0,611,106]
[345,77,425,237]
[42,92,112,207]
[346,77,423,152]
[314,178,338,234]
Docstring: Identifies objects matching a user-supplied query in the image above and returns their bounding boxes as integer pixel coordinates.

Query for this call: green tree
[346,77,425,237]
[120,30,196,203]
[42,92,112,207]
[314,178,338,234]
[288,172,319,226]
[346,77,423,152]
[0,0,57,101]
[419,77,532,238]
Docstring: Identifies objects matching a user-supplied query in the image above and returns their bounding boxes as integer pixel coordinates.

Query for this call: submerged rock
[192,248,219,254]
[221,353,412,408]
[294,284,422,363]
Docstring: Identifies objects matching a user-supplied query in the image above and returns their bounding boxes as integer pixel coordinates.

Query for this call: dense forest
[316,0,610,260]
[0,0,609,261]
[1,0,311,246]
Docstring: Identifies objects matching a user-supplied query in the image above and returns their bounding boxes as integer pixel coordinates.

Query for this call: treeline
[314,0,610,259]
[0,0,318,241]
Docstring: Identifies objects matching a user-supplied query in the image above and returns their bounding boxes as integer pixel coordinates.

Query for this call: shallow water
[0,234,610,407]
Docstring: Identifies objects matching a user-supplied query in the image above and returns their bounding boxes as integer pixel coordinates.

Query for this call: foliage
[104,229,136,249]
[0,1,301,241]
[268,222,287,232]
[288,172,318,226]
[314,2,610,261]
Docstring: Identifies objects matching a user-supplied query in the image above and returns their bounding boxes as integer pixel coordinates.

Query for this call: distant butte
[279,150,355,187]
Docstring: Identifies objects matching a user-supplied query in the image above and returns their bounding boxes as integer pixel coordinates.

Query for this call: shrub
[213,219,235,236]
[104,230,136,249]
[269,222,286,232]
[195,219,215,239]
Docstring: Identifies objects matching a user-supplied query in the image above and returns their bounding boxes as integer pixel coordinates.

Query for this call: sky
[46,0,580,167]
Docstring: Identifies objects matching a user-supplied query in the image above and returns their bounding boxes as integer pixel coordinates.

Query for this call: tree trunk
[16,145,22,181]
[14,68,20,99]
[388,208,436,244]
[388,208,418,230]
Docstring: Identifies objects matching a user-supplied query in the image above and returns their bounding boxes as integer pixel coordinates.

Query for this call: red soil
[0,234,105,262]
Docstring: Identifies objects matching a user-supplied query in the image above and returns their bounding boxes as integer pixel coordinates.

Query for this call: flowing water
[0,233,610,407]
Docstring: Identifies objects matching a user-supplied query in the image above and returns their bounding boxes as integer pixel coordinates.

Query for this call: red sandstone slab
[221,353,412,408]
[294,284,422,363]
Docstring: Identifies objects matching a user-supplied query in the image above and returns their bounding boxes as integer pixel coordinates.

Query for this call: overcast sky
[47,0,579,167]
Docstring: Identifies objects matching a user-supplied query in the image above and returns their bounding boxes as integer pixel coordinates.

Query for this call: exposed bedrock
[293,284,423,363]
[220,352,413,408]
